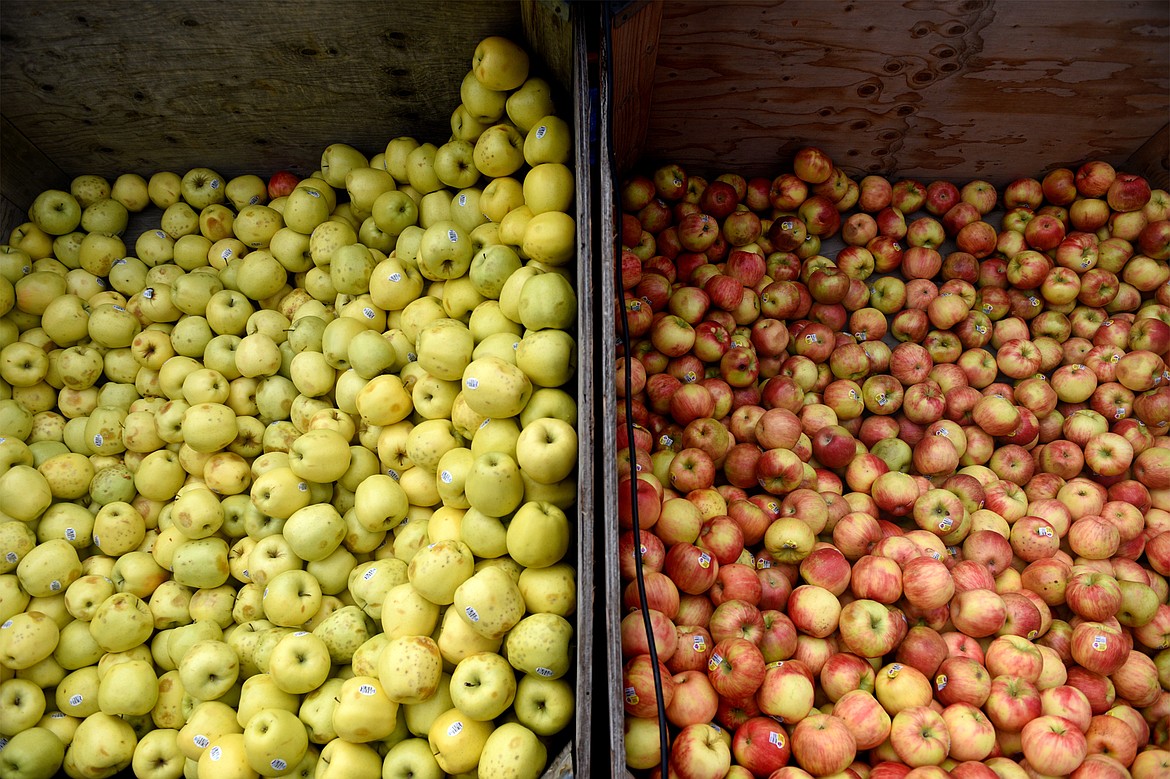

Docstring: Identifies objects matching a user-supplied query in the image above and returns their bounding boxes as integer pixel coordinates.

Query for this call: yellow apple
[480,176,525,224]
[521,211,576,266]
[407,539,475,606]
[523,163,575,214]
[506,77,556,132]
[428,707,494,775]
[472,36,529,91]
[452,565,525,641]
[242,706,308,776]
[379,635,443,704]
[381,582,440,641]
[478,722,547,779]
[0,725,65,779]
[65,711,137,778]
[331,675,399,743]
[473,125,525,179]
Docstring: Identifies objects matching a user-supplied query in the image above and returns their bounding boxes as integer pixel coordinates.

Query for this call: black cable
[602,4,672,774]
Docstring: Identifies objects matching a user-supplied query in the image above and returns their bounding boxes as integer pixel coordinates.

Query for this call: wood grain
[599,17,629,779]
[1,116,68,232]
[609,1,664,175]
[0,1,552,203]
[616,0,1169,185]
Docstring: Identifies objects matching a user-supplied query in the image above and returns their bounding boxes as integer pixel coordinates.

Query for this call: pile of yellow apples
[0,34,579,779]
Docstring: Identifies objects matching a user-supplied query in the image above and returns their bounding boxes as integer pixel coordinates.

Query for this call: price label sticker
[697,552,712,569]
[447,721,464,737]
[692,635,706,652]
[708,653,724,671]
[209,746,222,761]
[194,734,210,749]
[625,686,639,705]
[536,667,554,677]
[465,606,480,623]
[769,731,785,749]
[935,674,948,691]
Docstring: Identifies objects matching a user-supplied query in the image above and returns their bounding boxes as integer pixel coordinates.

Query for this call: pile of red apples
[614,147,1170,779]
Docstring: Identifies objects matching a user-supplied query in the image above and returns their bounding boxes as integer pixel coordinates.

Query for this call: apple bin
[0,2,596,778]
[600,2,1169,778]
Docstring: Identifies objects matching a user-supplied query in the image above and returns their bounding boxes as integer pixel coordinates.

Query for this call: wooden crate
[0,2,593,777]
[599,1,1168,776]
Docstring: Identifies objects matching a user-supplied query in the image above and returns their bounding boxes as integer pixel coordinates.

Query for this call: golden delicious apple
[506,77,556,132]
[480,176,525,224]
[473,125,525,179]
[354,374,412,426]
[242,706,309,776]
[472,36,529,91]
[171,537,231,589]
[89,591,153,653]
[523,163,574,214]
[331,675,400,743]
[178,700,243,761]
[352,472,409,533]
[479,722,548,779]
[268,630,332,695]
[522,211,575,266]
[98,657,158,716]
[464,451,525,518]
[428,707,494,775]
[459,72,506,124]
[416,319,474,382]
[524,115,572,166]
[0,725,66,779]
[388,739,447,779]
[262,569,322,628]
[17,538,81,597]
[450,652,517,724]
[0,610,59,670]
[407,539,475,606]
[347,557,408,620]
[379,635,443,705]
[462,356,533,419]
[298,676,344,744]
[131,727,185,779]
[452,565,525,642]
[517,269,577,331]
[380,582,441,641]
[504,613,573,680]
[316,738,382,779]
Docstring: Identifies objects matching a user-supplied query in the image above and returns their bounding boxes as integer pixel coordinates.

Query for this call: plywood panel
[0,1,542,191]
[621,0,1169,185]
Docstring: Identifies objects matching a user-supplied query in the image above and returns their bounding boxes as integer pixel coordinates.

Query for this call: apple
[790,713,856,776]
[1021,715,1088,775]
[670,723,732,779]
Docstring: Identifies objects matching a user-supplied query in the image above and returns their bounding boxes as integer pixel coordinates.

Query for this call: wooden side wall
[612,0,1170,187]
[0,1,575,233]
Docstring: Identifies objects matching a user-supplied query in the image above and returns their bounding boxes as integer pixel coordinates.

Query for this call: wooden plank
[1,196,29,243]
[0,116,68,236]
[599,17,628,778]
[522,0,574,93]
[566,7,594,779]
[1126,123,1170,191]
[0,0,525,184]
[609,1,664,175]
[627,0,1169,185]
